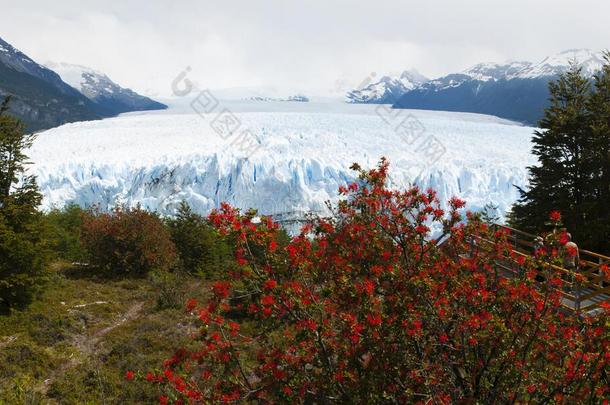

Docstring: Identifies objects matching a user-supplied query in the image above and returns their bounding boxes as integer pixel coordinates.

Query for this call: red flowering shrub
[81,205,177,275]
[549,210,562,223]
[143,159,609,403]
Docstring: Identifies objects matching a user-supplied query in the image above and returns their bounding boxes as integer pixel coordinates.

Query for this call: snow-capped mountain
[45,62,167,116]
[29,104,535,233]
[0,36,102,131]
[423,61,532,91]
[513,49,605,79]
[394,49,606,124]
[1,37,74,90]
[424,49,604,88]
[0,35,167,131]
[346,70,428,104]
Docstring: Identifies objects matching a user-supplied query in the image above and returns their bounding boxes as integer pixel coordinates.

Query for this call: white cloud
[1,0,608,97]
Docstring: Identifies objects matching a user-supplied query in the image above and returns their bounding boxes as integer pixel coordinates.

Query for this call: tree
[44,204,88,262]
[166,201,232,277]
[137,160,609,404]
[0,96,50,312]
[509,62,609,252]
[587,52,610,253]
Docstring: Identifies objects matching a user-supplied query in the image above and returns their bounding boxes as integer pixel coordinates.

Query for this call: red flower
[566,245,578,257]
[366,313,382,327]
[449,196,466,209]
[198,308,210,324]
[263,279,278,290]
[159,396,169,405]
[549,210,562,222]
[363,278,375,296]
[228,321,240,336]
[124,370,134,381]
[371,265,384,276]
[415,224,429,235]
[185,298,197,312]
[212,281,231,299]
[261,294,275,306]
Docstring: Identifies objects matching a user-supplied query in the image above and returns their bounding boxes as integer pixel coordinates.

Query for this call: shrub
[166,202,232,277]
[142,159,609,404]
[81,205,177,276]
[44,204,87,262]
[149,269,186,310]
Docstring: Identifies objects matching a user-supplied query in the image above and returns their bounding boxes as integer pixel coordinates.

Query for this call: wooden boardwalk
[491,225,610,316]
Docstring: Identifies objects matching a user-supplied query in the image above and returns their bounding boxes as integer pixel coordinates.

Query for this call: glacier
[28,101,536,228]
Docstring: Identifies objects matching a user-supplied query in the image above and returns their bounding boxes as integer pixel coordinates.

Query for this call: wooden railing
[493,225,610,315]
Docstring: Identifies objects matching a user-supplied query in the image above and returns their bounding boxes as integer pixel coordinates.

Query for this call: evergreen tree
[587,52,610,253]
[510,59,610,253]
[0,96,50,312]
[44,204,87,262]
[166,201,232,277]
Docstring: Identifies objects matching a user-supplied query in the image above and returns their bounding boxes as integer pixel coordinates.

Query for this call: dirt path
[0,335,17,350]
[74,301,144,354]
[38,301,145,394]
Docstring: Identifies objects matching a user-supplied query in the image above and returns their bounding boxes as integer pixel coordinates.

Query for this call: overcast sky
[0,0,608,97]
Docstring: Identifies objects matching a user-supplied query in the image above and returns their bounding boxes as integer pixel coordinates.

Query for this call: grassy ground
[0,263,209,404]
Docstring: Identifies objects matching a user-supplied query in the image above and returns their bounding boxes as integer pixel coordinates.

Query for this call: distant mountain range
[0,36,166,132]
[348,49,606,124]
[346,70,428,104]
[45,62,166,116]
[246,94,310,102]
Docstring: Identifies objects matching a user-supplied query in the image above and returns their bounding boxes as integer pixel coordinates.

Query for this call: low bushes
[81,205,177,276]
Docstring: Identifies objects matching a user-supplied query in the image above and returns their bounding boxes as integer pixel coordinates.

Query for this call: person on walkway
[533,236,547,282]
[533,236,545,257]
[563,232,580,271]
[561,232,582,311]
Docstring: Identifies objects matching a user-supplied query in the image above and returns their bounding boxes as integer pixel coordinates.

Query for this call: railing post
[469,236,475,258]
[574,279,581,315]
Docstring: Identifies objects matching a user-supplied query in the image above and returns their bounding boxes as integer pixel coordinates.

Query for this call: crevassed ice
[28,103,536,229]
